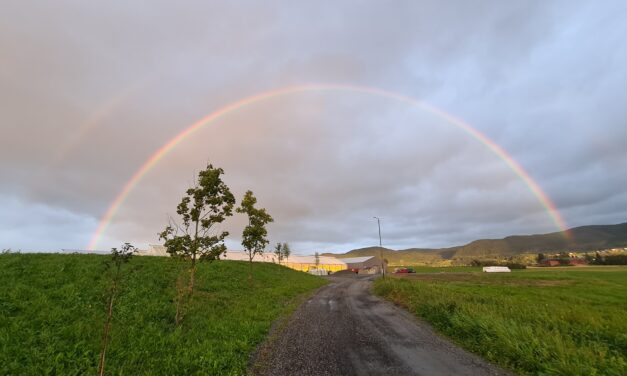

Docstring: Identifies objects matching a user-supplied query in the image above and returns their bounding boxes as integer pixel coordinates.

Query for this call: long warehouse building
[144,245,382,274]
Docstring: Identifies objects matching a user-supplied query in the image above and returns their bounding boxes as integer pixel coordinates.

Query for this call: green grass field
[0,254,326,375]
[393,266,483,273]
[375,267,627,375]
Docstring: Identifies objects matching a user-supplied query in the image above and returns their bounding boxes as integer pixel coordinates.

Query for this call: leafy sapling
[236,190,273,280]
[98,242,136,376]
[159,163,235,325]
[274,243,283,264]
[282,242,291,263]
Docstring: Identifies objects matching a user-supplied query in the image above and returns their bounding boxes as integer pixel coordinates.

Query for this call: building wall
[222,251,348,273]
[140,248,350,272]
[282,262,346,272]
[346,256,381,270]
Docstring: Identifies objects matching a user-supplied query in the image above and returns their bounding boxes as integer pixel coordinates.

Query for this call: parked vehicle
[394,267,416,274]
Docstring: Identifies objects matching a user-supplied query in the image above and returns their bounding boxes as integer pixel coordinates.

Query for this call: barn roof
[339,256,376,264]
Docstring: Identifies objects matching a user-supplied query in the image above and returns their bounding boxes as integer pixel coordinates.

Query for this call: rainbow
[87,83,570,250]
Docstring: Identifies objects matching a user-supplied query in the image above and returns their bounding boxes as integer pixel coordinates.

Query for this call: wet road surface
[252,275,510,376]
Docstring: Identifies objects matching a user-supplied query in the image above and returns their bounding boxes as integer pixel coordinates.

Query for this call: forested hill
[324,222,627,263]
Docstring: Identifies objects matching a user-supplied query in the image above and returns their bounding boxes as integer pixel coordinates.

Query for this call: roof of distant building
[339,256,376,264]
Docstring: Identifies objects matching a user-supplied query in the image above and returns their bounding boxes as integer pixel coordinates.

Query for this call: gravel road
[251,274,510,376]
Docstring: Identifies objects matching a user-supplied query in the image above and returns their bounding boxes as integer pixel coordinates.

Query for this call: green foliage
[272,243,292,264]
[593,254,627,265]
[282,242,291,261]
[108,242,136,268]
[99,243,137,376]
[375,267,627,375]
[159,163,235,264]
[0,254,326,375]
[236,190,273,265]
[398,266,483,273]
[468,259,526,269]
[159,163,236,324]
[274,243,283,264]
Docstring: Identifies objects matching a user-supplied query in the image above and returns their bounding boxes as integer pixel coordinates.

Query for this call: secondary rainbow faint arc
[88,83,570,250]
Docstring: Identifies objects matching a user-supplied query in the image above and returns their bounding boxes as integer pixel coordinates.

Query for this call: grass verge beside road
[374,267,627,375]
[0,254,326,375]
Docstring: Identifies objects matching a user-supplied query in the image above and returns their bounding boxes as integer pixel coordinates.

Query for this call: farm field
[0,254,326,375]
[374,266,627,375]
[392,266,483,273]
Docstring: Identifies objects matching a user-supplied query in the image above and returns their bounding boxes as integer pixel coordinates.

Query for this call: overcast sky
[1,1,626,254]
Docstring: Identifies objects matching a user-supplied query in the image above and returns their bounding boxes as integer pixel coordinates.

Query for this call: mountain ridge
[322,222,627,264]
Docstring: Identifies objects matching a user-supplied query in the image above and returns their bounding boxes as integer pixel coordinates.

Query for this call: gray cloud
[1,0,626,252]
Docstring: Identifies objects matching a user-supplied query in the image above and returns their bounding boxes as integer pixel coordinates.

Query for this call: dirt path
[252,275,509,376]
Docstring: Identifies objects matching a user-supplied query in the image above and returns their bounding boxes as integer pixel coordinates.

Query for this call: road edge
[247,280,330,376]
[370,277,513,375]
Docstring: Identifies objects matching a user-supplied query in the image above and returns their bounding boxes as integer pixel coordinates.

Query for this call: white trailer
[482,266,511,273]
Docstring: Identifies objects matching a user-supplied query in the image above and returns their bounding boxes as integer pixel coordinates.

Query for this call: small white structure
[482,266,511,273]
[308,268,329,276]
[137,245,169,256]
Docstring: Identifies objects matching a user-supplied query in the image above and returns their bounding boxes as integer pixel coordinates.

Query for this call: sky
[1,0,626,254]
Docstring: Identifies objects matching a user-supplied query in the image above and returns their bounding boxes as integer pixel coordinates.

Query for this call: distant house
[340,256,383,274]
[540,258,588,267]
[541,260,561,267]
[569,258,588,266]
[136,245,169,256]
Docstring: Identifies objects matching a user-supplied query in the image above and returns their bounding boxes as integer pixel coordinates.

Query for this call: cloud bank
[1,0,626,253]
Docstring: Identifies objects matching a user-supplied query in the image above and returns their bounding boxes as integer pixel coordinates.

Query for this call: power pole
[373,217,385,276]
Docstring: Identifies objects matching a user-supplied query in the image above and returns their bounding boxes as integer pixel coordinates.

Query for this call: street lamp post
[373,216,385,276]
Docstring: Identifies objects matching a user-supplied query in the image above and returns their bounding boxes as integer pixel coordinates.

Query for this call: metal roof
[338,256,376,264]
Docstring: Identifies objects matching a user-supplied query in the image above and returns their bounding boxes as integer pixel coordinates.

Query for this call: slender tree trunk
[191,222,199,295]
[98,266,120,376]
[174,268,185,326]
[174,290,183,326]
[189,254,196,296]
[248,253,253,281]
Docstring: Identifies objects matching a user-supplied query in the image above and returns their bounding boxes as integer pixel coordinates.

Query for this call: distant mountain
[323,222,627,264]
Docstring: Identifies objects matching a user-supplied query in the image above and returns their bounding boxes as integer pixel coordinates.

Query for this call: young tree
[236,190,273,279]
[274,242,283,264]
[282,242,291,263]
[159,163,235,324]
[98,243,136,376]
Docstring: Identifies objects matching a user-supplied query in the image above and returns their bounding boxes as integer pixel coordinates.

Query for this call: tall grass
[0,254,326,375]
[374,268,626,375]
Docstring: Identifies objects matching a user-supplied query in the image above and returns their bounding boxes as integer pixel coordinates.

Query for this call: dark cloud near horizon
[1,0,626,253]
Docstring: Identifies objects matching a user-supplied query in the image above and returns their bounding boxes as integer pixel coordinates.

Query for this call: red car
[394,267,416,274]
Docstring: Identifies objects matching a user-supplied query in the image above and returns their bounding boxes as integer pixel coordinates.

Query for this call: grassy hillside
[329,222,627,264]
[374,267,627,375]
[0,254,326,375]
[454,222,627,259]
[324,246,451,265]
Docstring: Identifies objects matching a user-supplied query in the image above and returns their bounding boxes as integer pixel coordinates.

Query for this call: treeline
[469,259,527,269]
[591,253,627,265]
[538,251,627,265]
